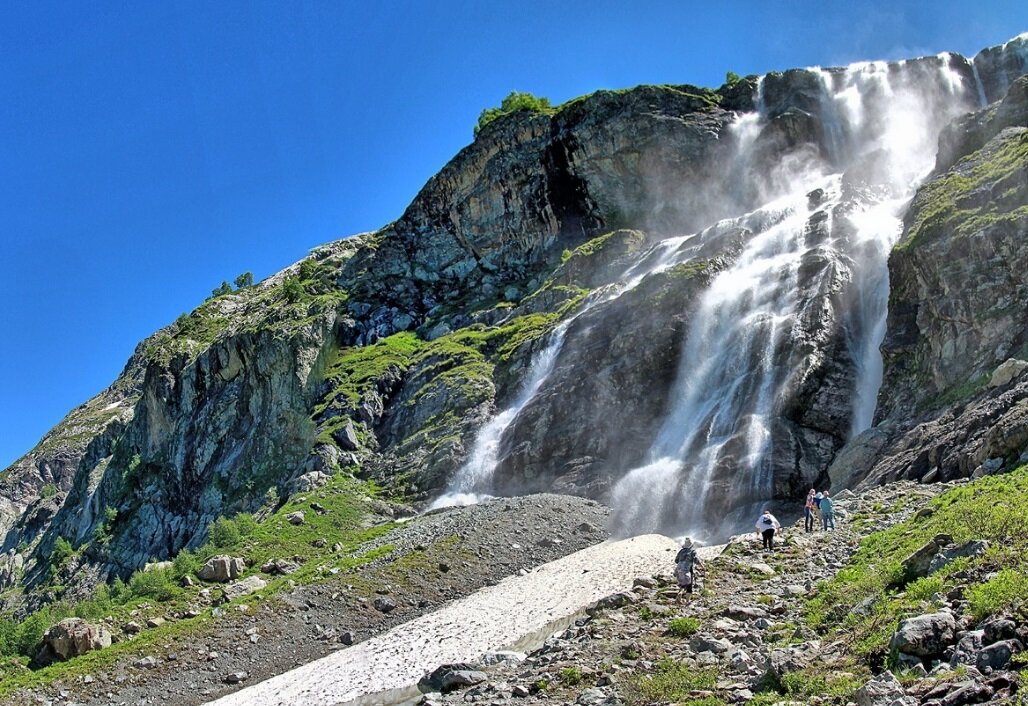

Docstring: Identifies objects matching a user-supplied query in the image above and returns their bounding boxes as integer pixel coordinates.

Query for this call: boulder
[261,558,300,575]
[417,664,487,694]
[373,597,397,613]
[286,511,305,525]
[220,575,267,603]
[853,671,915,706]
[976,639,1023,672]
[890,612,957,658]
[989,359,1028,388]
[897,534,953,584]
[333,420,360,451]
[928,540,990,574]
[198,555,245,583]
[39,618,112,662]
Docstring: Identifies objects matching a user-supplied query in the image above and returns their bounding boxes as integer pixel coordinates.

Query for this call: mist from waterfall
[610,56,975,538]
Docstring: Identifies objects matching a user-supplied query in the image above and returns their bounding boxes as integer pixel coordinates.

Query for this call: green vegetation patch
[806,465,1028,661]
[668,616,701,637]
[622,658,718,705]
[0,474,392,694]
[318,331,425,411]
[475,91,554,135]
[898,129,1028,252]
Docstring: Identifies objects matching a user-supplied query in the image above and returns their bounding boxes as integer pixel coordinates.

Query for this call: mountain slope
[1,34,1026,612]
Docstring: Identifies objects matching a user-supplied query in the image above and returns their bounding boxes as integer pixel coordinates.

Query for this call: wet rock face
[973,34,1028,104]
[865,77,1028,486]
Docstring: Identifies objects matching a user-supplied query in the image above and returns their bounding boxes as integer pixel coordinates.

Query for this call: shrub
[49,537,74,577]
[211,281,232,298]
[725,71,742,86]
[39,484,57,499]
[668,616,701,637]
[282,276,305,303]
[172,548,201,580]
[558,666,583,685]
[128,568,180,602]
[906,575,944,603]
[233,271,254,289]
[475,91,552,135]
[967,568,1028,619]
[209,516,241,549]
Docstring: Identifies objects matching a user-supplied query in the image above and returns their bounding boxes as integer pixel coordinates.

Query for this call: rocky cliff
[2,34,1027,602]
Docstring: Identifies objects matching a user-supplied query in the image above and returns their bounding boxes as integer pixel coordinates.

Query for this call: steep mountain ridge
[1,35,1027,604]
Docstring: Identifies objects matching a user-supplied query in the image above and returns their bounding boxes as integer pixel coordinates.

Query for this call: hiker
[755,509,781,551]
[674,537,703,598]
[820,490,836,530]
[804,489,817,533]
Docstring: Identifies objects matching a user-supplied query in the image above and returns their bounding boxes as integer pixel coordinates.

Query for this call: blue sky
[1,1,1026,469]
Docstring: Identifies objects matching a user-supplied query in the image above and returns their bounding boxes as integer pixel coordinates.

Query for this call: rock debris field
[205,534,697,706]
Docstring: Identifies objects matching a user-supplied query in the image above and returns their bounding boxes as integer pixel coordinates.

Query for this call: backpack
[674,560,693,586]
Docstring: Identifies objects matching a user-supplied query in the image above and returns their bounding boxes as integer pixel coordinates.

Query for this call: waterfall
[429,234,693,509]
[610,56,975,538]
[428,326,567,509]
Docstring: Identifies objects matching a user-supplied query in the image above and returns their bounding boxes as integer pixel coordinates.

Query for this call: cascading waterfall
[610,55,976,538]
[429,236,694,509]
[428,326,567,509]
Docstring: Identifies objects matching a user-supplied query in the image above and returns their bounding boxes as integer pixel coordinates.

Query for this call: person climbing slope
[674,537,703,598]
[755,509,781,551]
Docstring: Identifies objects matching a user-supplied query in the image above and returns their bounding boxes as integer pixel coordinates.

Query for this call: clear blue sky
[1,1,1025,470]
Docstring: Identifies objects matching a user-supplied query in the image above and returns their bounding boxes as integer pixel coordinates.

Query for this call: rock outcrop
[0,35,1026,602]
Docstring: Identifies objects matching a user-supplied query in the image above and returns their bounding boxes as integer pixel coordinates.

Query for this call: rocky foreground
[417,482,1022,706]
[9,494,609,706]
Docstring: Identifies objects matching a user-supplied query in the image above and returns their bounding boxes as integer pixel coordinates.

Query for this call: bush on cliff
[474,91,553,135]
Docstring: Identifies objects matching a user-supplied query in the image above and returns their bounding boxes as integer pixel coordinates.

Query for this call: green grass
[668,616,702,637]
[558,666,584,686]
[622,659,718,705]
[0,474,394,695]
[898,129,1028,252]
[806,465,1028,661]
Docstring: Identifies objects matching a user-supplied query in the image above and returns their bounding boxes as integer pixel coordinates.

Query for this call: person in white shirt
[755,509,781,551]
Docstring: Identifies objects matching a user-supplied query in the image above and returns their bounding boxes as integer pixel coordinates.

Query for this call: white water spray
[611,56,975,537]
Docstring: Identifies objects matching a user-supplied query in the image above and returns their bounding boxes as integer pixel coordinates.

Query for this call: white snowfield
[205,534,717,706]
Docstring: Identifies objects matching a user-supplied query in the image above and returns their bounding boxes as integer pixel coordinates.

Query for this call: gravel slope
[12,494,610,706]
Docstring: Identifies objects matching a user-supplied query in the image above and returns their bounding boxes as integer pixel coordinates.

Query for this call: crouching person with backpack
[674,538,703,600]
[755,509,781,551]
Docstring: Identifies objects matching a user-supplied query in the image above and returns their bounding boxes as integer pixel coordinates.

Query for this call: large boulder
[219,575,267,603]
[39,618,112,663]
[890,612,957,658]
[197,555,245,583]
[853,671,915,706]
[417,663,487,694]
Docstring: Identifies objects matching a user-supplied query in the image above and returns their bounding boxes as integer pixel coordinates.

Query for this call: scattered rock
[133,656,157,669]
[373,597,397,613]
[198,555,246,583]
[890,611,957,657]
[261,558,300,575]
[223,671,248,684]
[853,671,915,706]
[39,619,112,663]
[220,575,267,603]
[286,511,306,525]
[989,358,1028,388]
[418,664,487,693]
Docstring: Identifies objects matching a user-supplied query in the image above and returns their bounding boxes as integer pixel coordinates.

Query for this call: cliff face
[838,73,1028,489]
[2,35,1028,597]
